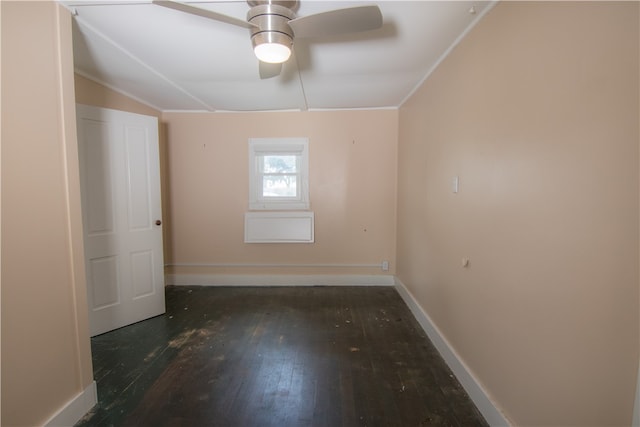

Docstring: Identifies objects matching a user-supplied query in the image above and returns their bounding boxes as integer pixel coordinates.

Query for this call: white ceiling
[61,0,495,112]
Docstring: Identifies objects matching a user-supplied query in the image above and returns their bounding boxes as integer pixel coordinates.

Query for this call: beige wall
[75,73,161,118]
[397,2,639,426]
[163,110,397,276]
[1,2,93,426]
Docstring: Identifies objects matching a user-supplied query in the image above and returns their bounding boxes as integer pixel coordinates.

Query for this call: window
[248,138,309,210]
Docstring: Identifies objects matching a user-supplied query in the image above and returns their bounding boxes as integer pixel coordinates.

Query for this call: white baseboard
[166,274,395,287]
[44,381,97,427]
[394,278,511,427]
[633,358,640,426]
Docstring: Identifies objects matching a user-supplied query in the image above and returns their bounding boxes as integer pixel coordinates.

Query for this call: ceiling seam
[294,50,309,111]
[72,13,216,111]
[160,106,399,114]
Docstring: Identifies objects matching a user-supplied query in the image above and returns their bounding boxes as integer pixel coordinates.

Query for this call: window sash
[249,138,309,210]
[259,172,300,200]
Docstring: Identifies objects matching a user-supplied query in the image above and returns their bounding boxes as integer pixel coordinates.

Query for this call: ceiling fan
[152,0,383,77]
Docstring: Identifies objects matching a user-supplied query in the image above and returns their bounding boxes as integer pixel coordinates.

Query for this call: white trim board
[44,381,97,427]
[166,262,385,269]
[394,278,511,427]
[633,357,640,426]
[244,211,314,243]
[166,274,394,287]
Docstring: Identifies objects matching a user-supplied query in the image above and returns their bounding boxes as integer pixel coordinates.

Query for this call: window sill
[249,202,310,211]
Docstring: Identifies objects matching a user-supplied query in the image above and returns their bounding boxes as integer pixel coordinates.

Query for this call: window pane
[263,155,297,173]
[263,175,297,197]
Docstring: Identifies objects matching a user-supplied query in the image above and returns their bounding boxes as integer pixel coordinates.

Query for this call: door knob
[155,220,162,226]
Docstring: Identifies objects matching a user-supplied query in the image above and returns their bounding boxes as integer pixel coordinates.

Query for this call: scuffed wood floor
[75,286,487,427]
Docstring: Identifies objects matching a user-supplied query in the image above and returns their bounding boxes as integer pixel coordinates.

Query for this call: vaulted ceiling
[61,0,495,112]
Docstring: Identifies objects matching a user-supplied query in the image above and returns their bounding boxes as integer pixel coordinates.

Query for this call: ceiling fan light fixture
[252,31,292,63]
[254,42,291,64]
[248,3,295,64]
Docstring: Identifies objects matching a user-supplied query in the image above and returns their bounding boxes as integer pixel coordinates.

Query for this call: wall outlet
[382,261,389,271]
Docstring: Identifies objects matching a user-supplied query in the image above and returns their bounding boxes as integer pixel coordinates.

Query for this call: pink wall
[397,2,639,425]
[163,110,398,277]
[2,3,93,425]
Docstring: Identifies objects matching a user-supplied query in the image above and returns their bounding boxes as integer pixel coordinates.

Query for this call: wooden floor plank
[75,286,487,427]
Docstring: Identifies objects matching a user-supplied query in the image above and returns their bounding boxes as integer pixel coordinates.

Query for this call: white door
[76,104,165,336]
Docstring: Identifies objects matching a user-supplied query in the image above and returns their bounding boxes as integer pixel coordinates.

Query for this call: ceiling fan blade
[288,5,382,39]
[152,0,257,30]
[259,61,282,80]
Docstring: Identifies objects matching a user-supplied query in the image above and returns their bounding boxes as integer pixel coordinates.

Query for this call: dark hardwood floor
[75,286,487,427]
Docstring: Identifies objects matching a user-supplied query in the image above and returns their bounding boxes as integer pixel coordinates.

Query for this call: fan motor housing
[247,2,296,50]
[247,0,298,9]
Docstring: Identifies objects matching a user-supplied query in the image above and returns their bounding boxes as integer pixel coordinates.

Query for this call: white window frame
[248,137,309,210]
